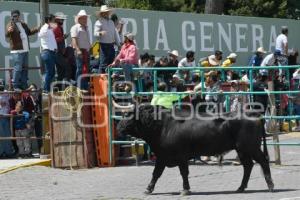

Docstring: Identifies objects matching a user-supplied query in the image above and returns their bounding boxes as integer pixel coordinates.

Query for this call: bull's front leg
[179,161,191,195]
[145,159,165,194]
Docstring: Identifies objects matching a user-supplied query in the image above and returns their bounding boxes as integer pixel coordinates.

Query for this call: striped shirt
[94,18,120,45]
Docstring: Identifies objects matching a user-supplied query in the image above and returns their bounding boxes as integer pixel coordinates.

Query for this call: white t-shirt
[10,22,29,53]
[275,34,288,55]
[261,53,275,66]
[38,23,57,51]
[178,57,195,68]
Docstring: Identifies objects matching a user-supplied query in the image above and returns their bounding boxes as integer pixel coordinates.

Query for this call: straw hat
[96,5,112,16]
[227,53,237,59]
[100,5,112,13]
[124,32,135,41]
[168,50,180,57]
[256,47,266,54]
[208,55,221,66]
[55,12,67,20]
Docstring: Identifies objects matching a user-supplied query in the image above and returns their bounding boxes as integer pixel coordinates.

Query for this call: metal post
[40,0,49,23]
[108,68,113,165]
[268,81,281,165]
[153,70,157,92]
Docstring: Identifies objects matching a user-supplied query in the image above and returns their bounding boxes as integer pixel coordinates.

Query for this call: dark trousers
[99,43,115,73]
[55,51,72,81]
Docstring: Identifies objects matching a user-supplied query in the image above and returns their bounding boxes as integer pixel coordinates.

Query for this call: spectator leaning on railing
[109,32,139,92]
[5,9,39,90]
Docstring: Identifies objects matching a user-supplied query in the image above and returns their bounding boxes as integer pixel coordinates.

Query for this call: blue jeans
[99,43,115,73]
[12,52,29,89]
[41,50,56,92]
[75,50,90,90]
[0,118,15,156]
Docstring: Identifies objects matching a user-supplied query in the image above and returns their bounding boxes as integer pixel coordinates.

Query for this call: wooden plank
[50,92,96,169]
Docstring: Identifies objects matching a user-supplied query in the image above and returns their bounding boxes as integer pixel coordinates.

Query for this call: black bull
[117,105,274,195]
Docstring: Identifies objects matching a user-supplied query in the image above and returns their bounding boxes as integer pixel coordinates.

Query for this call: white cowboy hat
[208,55,221,66]
[77,10,88,17]
[99,5,112,13]
[227,53,237,59]
[75,10,88,23]
[55,12,67,20]
[168,50,180,57]
[124,32,135,41]
[256,47,266,54]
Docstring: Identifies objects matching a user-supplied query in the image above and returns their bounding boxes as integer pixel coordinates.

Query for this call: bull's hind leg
[236,153,254,192]
[179,161,191,195]
[145,159,165,194]
[252,150,274,192]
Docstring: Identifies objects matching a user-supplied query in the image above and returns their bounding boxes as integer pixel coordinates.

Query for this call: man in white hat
[94,5,120,73]
[248,47,266,67]
[70,10,91,90]
[53,12,71,82]
[168,50,179,67]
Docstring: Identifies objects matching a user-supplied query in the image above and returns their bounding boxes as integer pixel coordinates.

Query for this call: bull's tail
[261,118,270,162]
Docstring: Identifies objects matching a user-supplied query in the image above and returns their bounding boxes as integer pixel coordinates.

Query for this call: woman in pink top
[109,32,139,91]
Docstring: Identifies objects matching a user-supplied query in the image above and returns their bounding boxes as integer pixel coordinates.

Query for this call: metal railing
[107,65,300,165]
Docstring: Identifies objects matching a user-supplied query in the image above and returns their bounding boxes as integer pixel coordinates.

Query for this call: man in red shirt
[53,12,71,83]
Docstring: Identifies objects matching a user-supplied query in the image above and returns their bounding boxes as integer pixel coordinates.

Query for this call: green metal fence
[107,65,300,165]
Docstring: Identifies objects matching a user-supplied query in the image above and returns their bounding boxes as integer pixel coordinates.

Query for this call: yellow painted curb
[0,159,51,175]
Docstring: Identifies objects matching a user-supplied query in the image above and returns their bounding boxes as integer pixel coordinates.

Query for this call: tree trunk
[205,0,225,14]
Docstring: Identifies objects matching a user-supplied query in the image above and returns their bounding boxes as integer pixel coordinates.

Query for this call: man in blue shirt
[248,47,266,78]
[249,47,266,67]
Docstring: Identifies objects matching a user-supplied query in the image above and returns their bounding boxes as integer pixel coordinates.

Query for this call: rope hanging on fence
[62,86,83,113]
[62,86,83,170]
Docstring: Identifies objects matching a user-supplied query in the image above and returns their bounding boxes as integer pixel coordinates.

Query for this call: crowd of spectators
[1,6,300,159]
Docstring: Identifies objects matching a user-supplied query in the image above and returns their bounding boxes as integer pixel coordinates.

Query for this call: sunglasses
[12,15,19,18]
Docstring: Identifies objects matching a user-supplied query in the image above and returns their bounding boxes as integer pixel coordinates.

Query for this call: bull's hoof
[144,189,153,195]
[236,187,245,193]
[268,183,274,192]
[180,190,191,196]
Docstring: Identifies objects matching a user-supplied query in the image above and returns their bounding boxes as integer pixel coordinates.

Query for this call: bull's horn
[112,100,135,111]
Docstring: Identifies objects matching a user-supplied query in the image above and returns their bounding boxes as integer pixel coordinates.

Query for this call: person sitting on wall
[108,33,139,93]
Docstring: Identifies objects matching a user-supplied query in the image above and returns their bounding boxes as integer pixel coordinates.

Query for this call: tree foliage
[224,0,287,18]
[7,0,300,19]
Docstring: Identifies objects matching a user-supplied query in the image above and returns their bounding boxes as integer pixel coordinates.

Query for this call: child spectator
[11,101,32,158]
